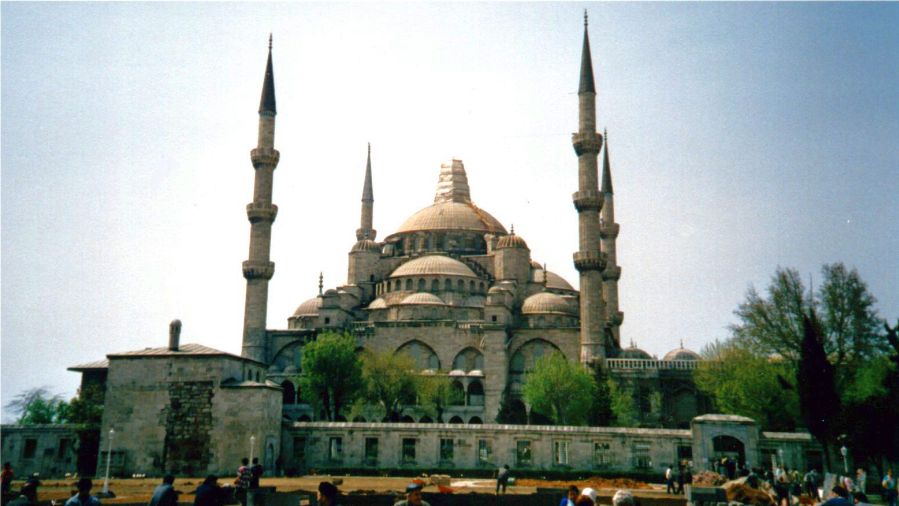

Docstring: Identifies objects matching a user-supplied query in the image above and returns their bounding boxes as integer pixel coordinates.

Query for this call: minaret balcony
[242,260,275,280]
[573,251,607,272]
[600,223,620,239]
[246,203,278,223]
[603,266,621,281]
[572,190,603,212]
[609,311,624,326]
[571,132,602,156]
[250,148,280,168]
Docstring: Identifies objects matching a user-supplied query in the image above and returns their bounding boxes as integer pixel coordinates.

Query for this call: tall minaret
[242,35,280,362]
[601,130,623,349]
[571,13,608,365]
[355,143,376,241]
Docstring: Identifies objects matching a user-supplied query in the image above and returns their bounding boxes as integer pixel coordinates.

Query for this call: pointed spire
[259,34,277,115]
[362,143,373,202]
[318,272,323,296]
[578,11,596,94]
[602,129,613,194]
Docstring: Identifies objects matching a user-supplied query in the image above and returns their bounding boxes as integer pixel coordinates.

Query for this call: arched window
[281,381,296,405]
[419,416,433,423]
[509,339,563,387]
[400,415,415,423]
[298,415,311,422]
[452,347,484,372]
[467,380,485,406]
[469,416,483,424]
[417,278,426,291]
[449,416,464,424]
[469,280,475,293]
[451,381,465,405]
[396,340,441,370]
[479,282,486,293]
[445,278,453,291]
[405,279,413,290]
[395,279,401,291]
[457,279,465,291]
[430,279,439,292]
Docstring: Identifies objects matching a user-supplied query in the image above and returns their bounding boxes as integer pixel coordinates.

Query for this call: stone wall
[0,425,79,478]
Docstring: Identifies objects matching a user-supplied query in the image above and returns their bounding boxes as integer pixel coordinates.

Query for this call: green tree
[589,363,614,426]
[521,353,597,426]
[797,312,841,470]
[66,384,105,475]
[360,351,419,422]
[4,387,68,424]
[417,374,463,423]
[297,332,363,421]
[693,339,800,431]
[608,377,638,427]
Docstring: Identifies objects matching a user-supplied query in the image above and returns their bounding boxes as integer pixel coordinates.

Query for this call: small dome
[521,292,576,315]
[462,295,485,307]
[533,269,576,292]
[617,345,652,360]
[292,296,322,317]
[468,369,484,377]
[351,239,380,253]
[390,255,478,278]
[367,297,388,309]
[496,233,528,249]
[663,347,701,361]
[449,369,466,377]
[400,292,445,305]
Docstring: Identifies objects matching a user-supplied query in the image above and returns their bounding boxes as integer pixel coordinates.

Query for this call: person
[747,467,760,489]
[883,469,897,506]
[7,477,39,506]
[317,481,341,506]
[65,478,101,506]
[560,485,579,506]
[148,475,178,506]
[1,463,13,495]
[194,476,225,506]
[774,465,789,506]
[393,482,429,506]
[613,489,636,506]
[853,492,871,505]
[576,487,597,506]
[821,485,853,506]
[495,464,510,495]
[677,465,686,494]
[856,469,867,494]
[234,458,252,506]
[804,468,820,501]
[665,465,675,494]
[250,458,263,489]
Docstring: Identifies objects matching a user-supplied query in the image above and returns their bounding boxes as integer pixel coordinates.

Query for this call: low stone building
[0,425,79,478]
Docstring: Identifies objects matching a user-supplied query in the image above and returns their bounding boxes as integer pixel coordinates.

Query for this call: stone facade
[0,425,79,477]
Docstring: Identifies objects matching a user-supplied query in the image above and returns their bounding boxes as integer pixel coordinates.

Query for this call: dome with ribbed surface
[521,292,576,315]
[292,296,322,317]
[367,298,388,309]
[400,292,446,305]
[496,233,528,249]
[663,347,701,361]
[390,255,478,278]
[351,239,380,252]
[394,201,506,235]
[617,346,652,360]
[533,269,576,292]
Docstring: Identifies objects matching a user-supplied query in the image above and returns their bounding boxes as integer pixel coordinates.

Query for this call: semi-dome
[533,268,576,292]
[292,296,322,316]
[400,292,446,305]
[351,239,380,252]
[663,347,701,361]
[496,233,528,249]
[394,201,506,235]
[390,255,478,278]
[366,297,388,309]
[521,292,576,315]
[617,344,652,360]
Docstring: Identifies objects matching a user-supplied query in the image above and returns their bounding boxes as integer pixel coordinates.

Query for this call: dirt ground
[10,476,670,504]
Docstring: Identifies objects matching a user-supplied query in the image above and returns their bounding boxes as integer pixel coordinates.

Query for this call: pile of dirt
[515,477,651,490]
[692,471,727,487]
[725,483,775,506]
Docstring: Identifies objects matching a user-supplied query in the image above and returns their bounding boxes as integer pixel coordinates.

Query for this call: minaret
[242,35,280,362]
[601,130,623,349]
[356,143,376,241]
[571,13,607,365]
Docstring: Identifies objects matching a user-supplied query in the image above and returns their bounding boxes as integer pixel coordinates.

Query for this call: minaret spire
[242,36,281,362]
[600,130,623,348]
[356,143,376,241]
[572,15,608,365]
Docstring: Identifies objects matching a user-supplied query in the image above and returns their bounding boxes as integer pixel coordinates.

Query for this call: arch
[469,416,483,424]
[400,415,415,423]
[405,279,413,290]
[430,279,439,292]
[670,389,699,428]
[457,279,465,291]
[335,414,347,422]
[298,415,311,422]
[396,340,441,370]
[445,278,453,291]
[352,416,367,422]
[449,416,464,424]
[712,435,746,466]
[395,279,401,291]
[479,282,486,293]
[467,380,485,406]
[419,416,433,423]
[509,339,563,374]
[281,380,296,405]
[452,347,485,372]
[451,381,465,405]
[271,340,305,374]
[469,280,475,293]
[417,278,426,291]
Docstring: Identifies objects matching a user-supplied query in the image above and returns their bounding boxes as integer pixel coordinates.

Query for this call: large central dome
[390,159,507,236]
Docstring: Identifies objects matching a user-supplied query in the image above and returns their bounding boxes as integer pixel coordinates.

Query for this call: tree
[521,353,597,426]
[797,312,842,471]
[359,351,419,422]
[296,332,363,421]
[732,263,884,391]
[694,339,800,431]
[4,387,68,424]
[608,377,638,427]
[66,384,105,475]
[589,363,614,426]
[417,374,463,423]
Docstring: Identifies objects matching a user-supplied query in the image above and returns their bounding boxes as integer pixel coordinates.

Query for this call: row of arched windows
[375,277,487,297]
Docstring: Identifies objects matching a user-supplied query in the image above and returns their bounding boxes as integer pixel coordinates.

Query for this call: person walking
[804,468,820,500]
[883,470,897,506]
[1,463,13,495]
[495,464,511,495]
[249,458,263,489]
[234,458,252,506]
[148,475,177,506]
[194,476,225,506]
[856,469,867,494]
[665,466,675,494]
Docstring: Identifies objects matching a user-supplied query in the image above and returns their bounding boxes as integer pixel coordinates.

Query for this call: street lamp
[249,436,256,463]
[777,448,784,467]
[840,446,848,474]
[102,428,115,495]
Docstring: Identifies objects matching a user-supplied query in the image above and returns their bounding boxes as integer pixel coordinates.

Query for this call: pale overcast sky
[2,2,897,421]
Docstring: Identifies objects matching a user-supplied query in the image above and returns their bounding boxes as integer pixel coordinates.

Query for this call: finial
[604,128,607,140]
[584,9,588,28]
[268,33,273,51]
[630,339,635,349]
[318,272,323,296]
[367,142,371,155]
[542,263,548,287]
[680,339,684,349]
[510,224,515,235]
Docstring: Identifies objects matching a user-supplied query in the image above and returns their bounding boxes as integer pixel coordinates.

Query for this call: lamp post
[249,436,256,463]
[777,448,784,467]
[102,428,115,495]
[840,446,848,474]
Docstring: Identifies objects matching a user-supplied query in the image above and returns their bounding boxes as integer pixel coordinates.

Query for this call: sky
[2,2,897,422]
